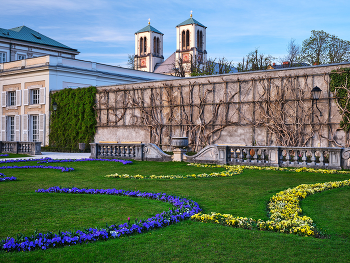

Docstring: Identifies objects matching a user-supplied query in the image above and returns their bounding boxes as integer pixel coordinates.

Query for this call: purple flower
[1,187,201,253]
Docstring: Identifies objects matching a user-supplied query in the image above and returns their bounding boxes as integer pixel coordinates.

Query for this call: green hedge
[49,86,97,151]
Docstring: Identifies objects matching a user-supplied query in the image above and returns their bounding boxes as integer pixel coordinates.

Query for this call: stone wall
[95,63,350,151]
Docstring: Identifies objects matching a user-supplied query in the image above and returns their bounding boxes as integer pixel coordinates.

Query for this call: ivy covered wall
[49,86,97,151]
[330,68,350,132]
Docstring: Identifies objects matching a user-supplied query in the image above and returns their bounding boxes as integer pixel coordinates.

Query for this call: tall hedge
[49,86,97,151]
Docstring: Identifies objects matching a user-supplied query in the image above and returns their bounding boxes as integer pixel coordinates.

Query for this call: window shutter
[16,90,22,106]
[39,87,46,105]
[39,114,45,145]
[15,115,20,141]
[2,92,6,107]
[22,114,28,141]
[23,89,29,105]
[1,116,6,141]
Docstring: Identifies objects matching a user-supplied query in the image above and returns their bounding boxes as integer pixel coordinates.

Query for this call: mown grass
[0,153,31,158]
[0,160,349,262]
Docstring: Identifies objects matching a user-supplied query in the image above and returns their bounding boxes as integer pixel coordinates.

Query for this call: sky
[1,0,350,68]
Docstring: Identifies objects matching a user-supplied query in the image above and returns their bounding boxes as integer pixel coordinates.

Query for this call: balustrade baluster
[253,149,258,163]
[302,151,307,165]
[311,150,316,165]
[285,150,291,165]
[246,149,251,163]
[319,151,324,166]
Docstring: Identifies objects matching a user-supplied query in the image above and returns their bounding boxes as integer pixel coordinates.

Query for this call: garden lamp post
[311,86,322,116]
[52,101,58,111]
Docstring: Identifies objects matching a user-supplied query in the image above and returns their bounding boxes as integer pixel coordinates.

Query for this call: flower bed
[0,154,9,157]
[36,158,132,165]
[0,187,201,252]
[191,178,350,237]
[0,157,132,165]
[106,163,350,180]
[0,172,16,182]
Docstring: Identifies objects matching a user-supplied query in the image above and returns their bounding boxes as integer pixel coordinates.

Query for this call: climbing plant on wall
[49,86,97,151]
[330,68,350,132]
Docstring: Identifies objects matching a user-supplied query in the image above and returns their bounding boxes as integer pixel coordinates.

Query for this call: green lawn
[0,160,349,262]
[0,153,31,158]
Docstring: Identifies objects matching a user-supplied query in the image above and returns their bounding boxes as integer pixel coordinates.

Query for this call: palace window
[32,115,39,142]
[17,54,26,61]
[8,116,15,141]
[0,52,6,63]
[31,89,40,105]
[8,91,16,106]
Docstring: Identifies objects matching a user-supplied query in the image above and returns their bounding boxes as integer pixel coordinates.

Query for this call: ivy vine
[49,86,97,151]
[330,68,350,132]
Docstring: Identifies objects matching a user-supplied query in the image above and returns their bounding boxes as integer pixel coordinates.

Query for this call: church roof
[135,25,163,35]
[154,52,176,74]
[0,25,79,53]
[176,18,206,28]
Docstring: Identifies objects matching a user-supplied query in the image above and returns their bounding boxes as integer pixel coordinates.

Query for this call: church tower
[134,19,164,72]
[175,12,207,75]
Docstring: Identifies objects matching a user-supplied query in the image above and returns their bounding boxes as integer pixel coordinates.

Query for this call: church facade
[134,13,207,76]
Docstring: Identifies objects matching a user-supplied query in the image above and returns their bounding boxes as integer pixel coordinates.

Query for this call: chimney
[282,61,290,68]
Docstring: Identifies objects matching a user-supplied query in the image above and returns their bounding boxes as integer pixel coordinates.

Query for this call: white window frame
[8,116,15,141]
[31,89,40,105]
[8,91,16,106]
[17,54,26,61]
[32,115,39,142]
[0,52,6,63]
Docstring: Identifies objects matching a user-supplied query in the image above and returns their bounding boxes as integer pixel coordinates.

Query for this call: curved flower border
[105,163,350,180]
[0,157,132,165]
[0,187,201,252]
[0,158,132,182]
[191,178,350,237]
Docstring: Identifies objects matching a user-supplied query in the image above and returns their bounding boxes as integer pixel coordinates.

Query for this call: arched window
[153,37,156,54]
[186,30,190,49]
[144,37,147,54]
[157,37,160,55]
[140,37,143,55]
[197,30,200,49]
[182,31,186,50]
[200,31,203,50]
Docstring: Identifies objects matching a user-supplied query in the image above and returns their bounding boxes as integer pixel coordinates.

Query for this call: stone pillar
[216,145,228,164]
[173,148,187,162]
[90,143,98,158]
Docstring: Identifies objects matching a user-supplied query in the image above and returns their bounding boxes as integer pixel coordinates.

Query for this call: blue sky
[1,0,350,68]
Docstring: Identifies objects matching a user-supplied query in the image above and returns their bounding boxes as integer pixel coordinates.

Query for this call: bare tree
[127,54,135,69]
[237,49,274,71]
[284,38,300,66]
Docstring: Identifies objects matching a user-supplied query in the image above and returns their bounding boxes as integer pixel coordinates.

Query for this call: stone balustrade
[187,145,344,169]
[0,141,41,155]
[90,141,350,170]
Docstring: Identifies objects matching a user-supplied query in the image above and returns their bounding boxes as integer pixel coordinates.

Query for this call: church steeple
[175,11,207,76]
[134,19,164,72]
